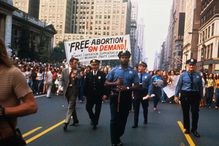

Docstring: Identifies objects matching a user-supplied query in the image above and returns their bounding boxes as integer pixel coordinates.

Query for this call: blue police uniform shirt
[138,72,152,94]
[106,66,139,87]
[175,71,203,97]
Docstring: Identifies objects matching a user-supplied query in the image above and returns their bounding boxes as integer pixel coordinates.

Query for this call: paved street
[18,95,219,146]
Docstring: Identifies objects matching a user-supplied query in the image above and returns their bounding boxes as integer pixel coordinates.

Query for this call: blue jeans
[161,88,167,102]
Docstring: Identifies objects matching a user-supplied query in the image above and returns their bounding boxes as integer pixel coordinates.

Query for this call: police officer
[174,58,202,138]
[83,59,107,130]
[105,50,139,146]
[132,61,152,128]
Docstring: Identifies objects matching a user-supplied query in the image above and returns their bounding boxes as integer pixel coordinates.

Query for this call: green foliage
[50,41,66,62]
[37,33,49,62]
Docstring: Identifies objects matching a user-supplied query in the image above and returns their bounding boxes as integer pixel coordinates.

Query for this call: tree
[37,33,50,62]
[50,41,66,63]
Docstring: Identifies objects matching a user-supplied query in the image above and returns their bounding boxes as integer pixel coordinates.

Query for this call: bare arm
[4,92,38,117]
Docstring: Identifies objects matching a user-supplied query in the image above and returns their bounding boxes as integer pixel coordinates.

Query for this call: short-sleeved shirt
[215,79,219,89]
[0,65,32,136]
[106,66,139,87]
[175,71,203,97]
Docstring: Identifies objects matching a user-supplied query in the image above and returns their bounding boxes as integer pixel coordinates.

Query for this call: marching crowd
[13,53,219,146]
[14,57,219,110]
[2,37,219,146]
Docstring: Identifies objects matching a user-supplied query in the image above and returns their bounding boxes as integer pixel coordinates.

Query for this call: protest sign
[64,35,131,63]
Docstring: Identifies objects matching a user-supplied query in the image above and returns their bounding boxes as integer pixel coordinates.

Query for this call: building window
[210,44,213,59]
[218,42,219,58]
[212,23,214,36]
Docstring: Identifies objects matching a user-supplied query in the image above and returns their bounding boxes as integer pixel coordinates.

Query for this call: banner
[64,35,130,63]
[163,75,180,98]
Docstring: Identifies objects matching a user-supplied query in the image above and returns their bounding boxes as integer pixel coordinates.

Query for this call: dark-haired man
[62,57,80,131]
[105,50,139,146]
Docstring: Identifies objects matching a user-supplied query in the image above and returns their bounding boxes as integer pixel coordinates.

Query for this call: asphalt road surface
[18,95,219,146]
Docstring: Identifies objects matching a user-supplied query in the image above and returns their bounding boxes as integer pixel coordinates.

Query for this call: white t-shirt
[47,71,53,83]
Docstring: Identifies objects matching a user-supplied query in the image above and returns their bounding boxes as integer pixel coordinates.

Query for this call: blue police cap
[138,61,147,67]
[118,50,131,58]
[90,59,100,64]
[186,58,197,65]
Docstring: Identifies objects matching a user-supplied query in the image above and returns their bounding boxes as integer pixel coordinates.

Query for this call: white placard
[64,35,131,63]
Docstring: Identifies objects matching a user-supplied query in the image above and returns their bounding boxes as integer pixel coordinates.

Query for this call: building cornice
[200,14,219,29]
[0,0,17,11]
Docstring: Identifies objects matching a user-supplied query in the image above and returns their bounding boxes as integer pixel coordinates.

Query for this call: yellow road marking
[177,121,196,146]
[23,127,42,138]
[26,120,65,144]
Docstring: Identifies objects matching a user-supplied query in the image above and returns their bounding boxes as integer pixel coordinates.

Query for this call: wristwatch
[0,105,5,116]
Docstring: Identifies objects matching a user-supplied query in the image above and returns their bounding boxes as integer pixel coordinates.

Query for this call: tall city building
[197,0,219,73]
[182,0,201,70]
[38,0,130,47]
[13,0,39,18]
[130,0,138,66]
[159,41,167,70]
[71,0,128,36]
[39,0,72,34]
[165,0,185,71]
[39,0,73,46]
[174,2,185,70]
[136,18,145,63]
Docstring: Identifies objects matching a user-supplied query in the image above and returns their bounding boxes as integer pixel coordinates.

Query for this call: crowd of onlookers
[13,58,112,101]
[13,57,219,109]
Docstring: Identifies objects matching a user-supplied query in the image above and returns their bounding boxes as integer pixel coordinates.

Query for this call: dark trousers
[110,93,132,144]
[153,89,161,108]
[205,87,214,107]
[133,90,149,126]
[86,99,102,125]
[180,91,200,131]
[216,88,219,107]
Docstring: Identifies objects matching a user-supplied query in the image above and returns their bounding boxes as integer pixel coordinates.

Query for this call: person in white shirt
[46,67,53,98]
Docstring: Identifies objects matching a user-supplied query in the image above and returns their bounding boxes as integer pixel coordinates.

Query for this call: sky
[138,0,173,70]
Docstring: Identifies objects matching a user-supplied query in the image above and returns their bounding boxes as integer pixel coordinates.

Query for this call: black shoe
[184,129,190,134]
[144,120,147,124]
[132,125,138,128]
[93,125,97,130]
[63,123,68,131]
[191,130,200,138]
